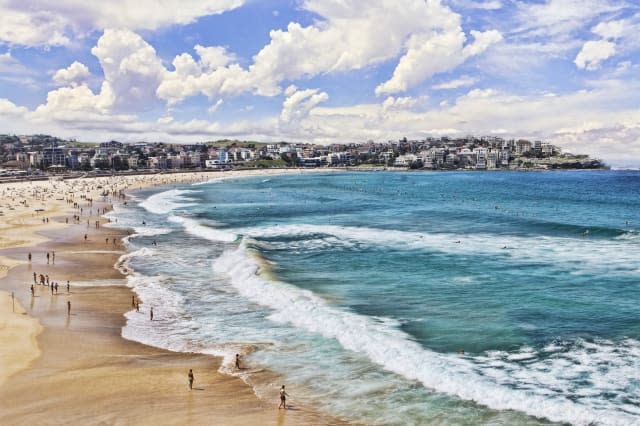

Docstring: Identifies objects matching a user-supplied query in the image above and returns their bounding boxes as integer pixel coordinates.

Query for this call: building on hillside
[42,147,66,168]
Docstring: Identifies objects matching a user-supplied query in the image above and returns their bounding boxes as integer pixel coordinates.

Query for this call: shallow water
[110,171,640,425]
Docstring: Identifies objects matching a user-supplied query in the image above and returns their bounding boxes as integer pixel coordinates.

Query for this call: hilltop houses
[0,133,605,174]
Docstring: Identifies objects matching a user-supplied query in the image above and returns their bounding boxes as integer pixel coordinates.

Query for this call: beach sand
[0,291,42,388]
[0,171,346,425]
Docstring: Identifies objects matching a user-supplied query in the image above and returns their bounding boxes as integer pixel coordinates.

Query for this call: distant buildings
[0,133,605,174]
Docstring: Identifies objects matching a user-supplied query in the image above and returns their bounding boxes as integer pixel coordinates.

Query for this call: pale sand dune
[0,170,347,425]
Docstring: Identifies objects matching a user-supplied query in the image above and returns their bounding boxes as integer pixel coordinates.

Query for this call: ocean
[108,170,640,425]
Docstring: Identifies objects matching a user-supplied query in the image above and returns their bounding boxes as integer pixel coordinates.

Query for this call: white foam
[212,239,639,426]
[68,278,127,287]
[65,250,124,255]
[120,271,247,374]
[241,223,640,276]
[115,247,156,275]
[139,188,199,214]
[129,226,173,237]
[168,215,237,243]
[121,273,194,352]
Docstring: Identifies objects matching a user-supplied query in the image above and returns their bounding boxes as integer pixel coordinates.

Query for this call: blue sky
[0,0,639,166]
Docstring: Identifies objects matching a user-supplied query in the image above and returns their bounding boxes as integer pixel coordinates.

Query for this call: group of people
[186,355,290,409]
[32,270,69,293]
[30,266,71,315]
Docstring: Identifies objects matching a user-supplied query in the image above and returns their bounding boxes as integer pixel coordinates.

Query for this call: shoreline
[0,170,347,425]
[0,165,613,186]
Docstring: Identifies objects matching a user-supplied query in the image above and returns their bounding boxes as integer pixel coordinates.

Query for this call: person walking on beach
[150,307,154,321]
[188,369,194,390]
[279,385,289,409]
[67,281,70,292]
[28,252,31,262]
[136,301,139,312]
[235,354,241,370]
[30,285,34,297]
[67,300,71,315]
[46,252,50,264]
[132,295,135,308]
[52,251,55,263]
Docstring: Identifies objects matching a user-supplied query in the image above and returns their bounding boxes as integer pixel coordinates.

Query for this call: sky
[0,0,639,167]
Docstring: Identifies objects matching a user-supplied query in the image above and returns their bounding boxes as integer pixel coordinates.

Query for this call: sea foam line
[211,239,639,426]
[240,223,640,276]
[139,188,199,214]
[168,215,237,243]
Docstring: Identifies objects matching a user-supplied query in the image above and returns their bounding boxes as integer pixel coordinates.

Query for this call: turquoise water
[112,171,640,425]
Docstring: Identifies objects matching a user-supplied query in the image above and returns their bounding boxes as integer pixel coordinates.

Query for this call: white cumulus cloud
[574,40,616,70]
[52,61,91,87]
[0,98,28,116]
[91,29,166,111]
[592,20,625,39]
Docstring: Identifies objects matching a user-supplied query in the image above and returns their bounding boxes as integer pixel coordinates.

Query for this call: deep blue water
[114,171,640,426]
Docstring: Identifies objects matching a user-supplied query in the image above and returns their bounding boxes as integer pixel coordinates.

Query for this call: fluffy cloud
[382,96,418,111]
[31,83,115,118]
[156,45,247,106]
[91,29,166,111]
[0,1,244,47]
[52,61,91,87]
[280,88,328,123]
[0,10,69,46]
[0,98,28,116]
[157,0,501,103]
[376,29,501,95]
[574,40,616,70]
[592,20,625,39]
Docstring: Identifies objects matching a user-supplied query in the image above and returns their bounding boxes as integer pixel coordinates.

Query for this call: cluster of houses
[0,134,604,174]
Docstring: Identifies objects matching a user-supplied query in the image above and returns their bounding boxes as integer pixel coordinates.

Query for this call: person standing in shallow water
[188,369,194,390]
[150,307,153,321]
[279,385,289,409]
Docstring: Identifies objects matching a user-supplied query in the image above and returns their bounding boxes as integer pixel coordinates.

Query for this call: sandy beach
[0,170,346,425]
